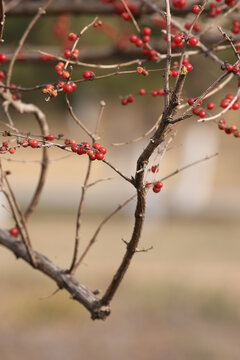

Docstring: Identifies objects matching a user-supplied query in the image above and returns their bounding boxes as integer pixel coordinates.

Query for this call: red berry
[0,53,7,62]
[153,186,160,193]
[68,32,77,41]
[22,139,28,148]
[224,127,231,134]
[198,110,206,118]
[71,144,79,152]
[220,99,229,108]
[121,99,128,106]
[0,71,5,79]
[9,147,15,154]
[207,102,215,110]
[193,23,201,32]
[155,181,163,189]
[142,35,150,43]
[129,34,138,43]
[62,70,70,80]
[186,63,193,71]
[230,125,237,133]
[93,143,101,150]
[232,102,239,110]
[96,152,104,160]
[192,5,201,14]
[139,88,146,95]
[172,69,177,77]
[63,83,73,93]
[83,70,91,80]
[99,146,106,154]
[10,227,18,236]
[69,82,76,90]
[77,146,86,155]
[226,64,233,72]
[188,36,198,46]
[127,95,135,103]
[64,49,71,58]
[151,165,158,173]
[29,139,38,148]
[121,12,130,20]
[188,98,195,106]
[174,34,182,44]
[142,27,151,36]
[151,90,158,97]
[157,89,164,96]
[135,39,143,47]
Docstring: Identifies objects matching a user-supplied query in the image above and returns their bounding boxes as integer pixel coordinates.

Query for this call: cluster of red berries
[208,2,221,18]
[220,94,239,110]
[83,70,96,80]
[121,88,165,105]
[9,227,18,237]
[172,0,186,9]
[225,0,235,6]
[69,140,107,161]
[0,141,15,154]
[145,166,163,193]
[184,22,201,33]
[221,63,239,74]
[101,0,137,20]
[231,21,240,34]
[218,119,240,137]
[188,98,207,118]
[129,28,157,61]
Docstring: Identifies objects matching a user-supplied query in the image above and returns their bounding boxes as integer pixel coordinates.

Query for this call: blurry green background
[0,12,240,360]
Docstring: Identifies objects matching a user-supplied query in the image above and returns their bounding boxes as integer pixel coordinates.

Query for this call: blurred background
[0,5,240,360]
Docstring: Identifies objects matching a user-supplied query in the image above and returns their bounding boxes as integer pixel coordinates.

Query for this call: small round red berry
[29,139,38,148]
[185,63,193,72]
[139,88,146,96]
[71,144,79,152]
[121,99,128,106]
[155,181,163,189]
[8,147,15,154]
[188,37,198,46]
[96,152,104,160]
[62,70,70,80]
[218,119,225,130]
[121,11,130,20]
[220,99,229,108]
[172,69,177,77]
[174,34,182,44]
[87,150,96,160]
[99,146,106,154]
[207,102,215,110]
[129,34,138,43]
[232,102,239,110]
[153,186,160,193]
[188,98,195,106]
[142,27,151,36]
[63,83,73,93]
[127,95,135,103]
[142,35,150,43]
[230,125,237,133]
[69,82,77,91]
[226,64,233,72]
[68,32,77,41]
[157,89,164,96]
[77,146,86,155]
[0,71,5,79]
[135,39,143,47]
[10,227,18,236]
[93,143,101,150]
[198,110,206,118]
[70,139,76,145]
[22,139,28,148]
[192,5,201,14]
[224,127,231,134]
[64,49,72,58]
[151,90,158,97]
[151,165,158,173]
[0,53,7,63]
[193,23,201,32]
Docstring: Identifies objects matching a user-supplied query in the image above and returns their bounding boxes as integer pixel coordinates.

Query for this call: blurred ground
[1,212,240,360]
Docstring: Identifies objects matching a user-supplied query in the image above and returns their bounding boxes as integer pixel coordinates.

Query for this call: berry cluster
[101,0,137,19]
[172,0,186,9]
[218,119,240,137]
[0,141,15,154]
[232,21,240,34]
[145,166,163,193]
[220,94,239,110]
[69,141,107,161]
[83,70,96,80]
[221,63,239,74]
[209,2,221,18]
[184,22,201,33]
[129,28,157,61]
[121,88,165,105]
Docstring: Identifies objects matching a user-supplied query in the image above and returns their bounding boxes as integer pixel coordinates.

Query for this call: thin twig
[67,160,92,274]
[6,0,54,87]
[164,0,171,109]
[95,100,106,139]
[73,193,137,270]
[0,0,5,42]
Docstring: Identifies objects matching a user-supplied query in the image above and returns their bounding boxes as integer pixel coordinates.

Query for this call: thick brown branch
[0,229,110,320]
